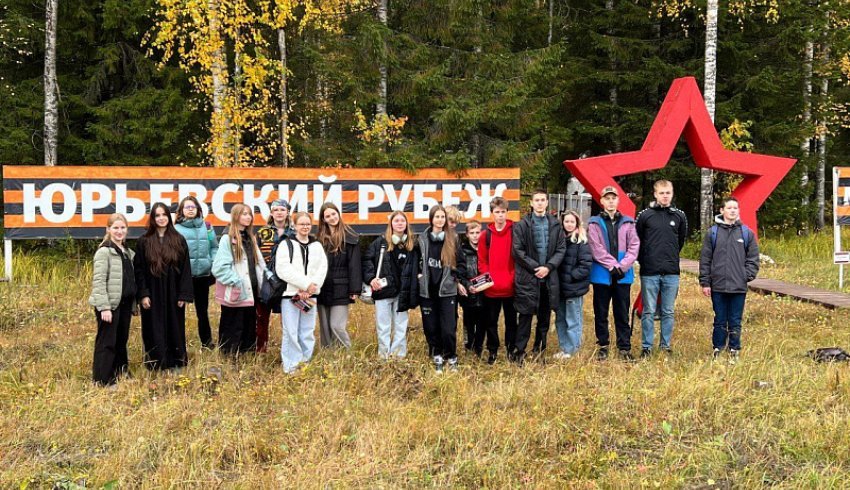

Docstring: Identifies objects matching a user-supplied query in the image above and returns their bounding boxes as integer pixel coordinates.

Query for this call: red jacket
[477,220,515,298]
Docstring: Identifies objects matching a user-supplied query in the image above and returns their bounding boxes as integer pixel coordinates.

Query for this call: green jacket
[88,244,135,312]
[175,217,219,277]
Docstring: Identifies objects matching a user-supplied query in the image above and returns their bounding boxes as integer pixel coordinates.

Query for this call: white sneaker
[729,349,740,365]
[553,351,572,360]
[433,355,444,373]
[447,357,458,372]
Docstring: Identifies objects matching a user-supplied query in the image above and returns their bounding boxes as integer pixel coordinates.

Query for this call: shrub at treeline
[3,0,850,232]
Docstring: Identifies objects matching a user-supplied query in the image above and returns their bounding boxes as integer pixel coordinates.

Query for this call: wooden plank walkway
[680,259,850,310]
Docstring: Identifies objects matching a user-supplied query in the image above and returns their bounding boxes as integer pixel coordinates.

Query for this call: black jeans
[483,296,515,356]
[592,283,632,351]
[92,297,133,385]
[219,305,258,354]
[421,295,458,360]
[462,304,486,354]
[517,283,552,358]
[192,276,213,347]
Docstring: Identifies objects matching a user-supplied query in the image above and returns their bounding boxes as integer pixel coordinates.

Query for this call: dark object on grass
[808,347,850,362]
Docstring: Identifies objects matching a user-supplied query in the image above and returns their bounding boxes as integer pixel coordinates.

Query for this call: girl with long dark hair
[134,202,194,370]
[316,202,362,349]
[418,205,467,372]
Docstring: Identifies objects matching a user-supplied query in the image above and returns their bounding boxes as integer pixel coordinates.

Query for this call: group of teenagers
[88,179,760,386]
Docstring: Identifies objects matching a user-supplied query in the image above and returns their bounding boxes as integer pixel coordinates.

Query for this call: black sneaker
[487,352,497,365]
[619,349,635,361]
[712,348,721,360]
[640,348,652,359]
[661,348,673,357]
[596,349,609,361]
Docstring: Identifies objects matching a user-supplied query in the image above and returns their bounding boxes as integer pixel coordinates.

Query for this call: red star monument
[564,76,796,235]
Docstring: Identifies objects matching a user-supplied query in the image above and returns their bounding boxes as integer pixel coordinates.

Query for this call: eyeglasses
[297,223,311,227]
[183,205,197,210]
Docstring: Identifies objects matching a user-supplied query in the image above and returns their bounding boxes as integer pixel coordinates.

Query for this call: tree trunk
[816,48,829,230]
[700,0,719,231]
[233,27,242,166]
[606,0,620,152]
[209,0,229,166]
[43,0,58,167]
[801,39,813,207]
[548,0,554,46]
[376,0,388,117]
[471,3,483,167]
[278,28,288,168]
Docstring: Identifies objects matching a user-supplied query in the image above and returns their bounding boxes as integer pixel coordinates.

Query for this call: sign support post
[835,168,843,289]
[2,239,11,282]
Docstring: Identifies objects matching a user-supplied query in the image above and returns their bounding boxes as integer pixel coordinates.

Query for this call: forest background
[3,0,850,234]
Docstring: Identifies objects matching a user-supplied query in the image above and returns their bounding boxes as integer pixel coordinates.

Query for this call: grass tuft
[1,243,850,486]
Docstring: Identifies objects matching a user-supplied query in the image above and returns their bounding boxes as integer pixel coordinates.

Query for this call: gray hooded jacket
[698,215,760,293]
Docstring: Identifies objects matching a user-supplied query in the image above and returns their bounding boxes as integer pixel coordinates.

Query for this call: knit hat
[270,199,291,211]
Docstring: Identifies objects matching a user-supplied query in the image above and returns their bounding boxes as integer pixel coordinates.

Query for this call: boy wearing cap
[587,186,640,360]
[255,199,295,352]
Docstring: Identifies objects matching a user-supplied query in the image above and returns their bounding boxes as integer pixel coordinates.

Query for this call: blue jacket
[587,214,639,286]
[175,218,219,277]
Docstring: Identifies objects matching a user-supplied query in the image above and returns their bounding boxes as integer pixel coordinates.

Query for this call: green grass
[1,247,850,488]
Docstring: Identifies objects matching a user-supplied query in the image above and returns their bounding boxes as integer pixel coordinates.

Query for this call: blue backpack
[710,224,753,251]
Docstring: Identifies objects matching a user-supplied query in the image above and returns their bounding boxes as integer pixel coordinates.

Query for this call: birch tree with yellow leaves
[145,0,366,167]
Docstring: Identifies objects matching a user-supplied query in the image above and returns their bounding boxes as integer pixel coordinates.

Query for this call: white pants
[375,297,408,358]
[280,300,317,373]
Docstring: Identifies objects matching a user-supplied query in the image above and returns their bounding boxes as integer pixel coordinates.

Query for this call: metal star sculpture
[564,76,796,234]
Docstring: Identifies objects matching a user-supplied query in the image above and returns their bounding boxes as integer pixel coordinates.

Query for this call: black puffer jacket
[699,216,760,293]
[512,213,566,315]
[635,203,688,276]
[362,236,420,312]
[317,232,362,306]
[557,238,592,299]
[459,240,482,308]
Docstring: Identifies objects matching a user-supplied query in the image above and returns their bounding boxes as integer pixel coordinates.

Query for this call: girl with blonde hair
[554,210,592,359]
[89,213,136,385]
[212,203,265,354]
[362,210,419,359]
[276,212,328,373]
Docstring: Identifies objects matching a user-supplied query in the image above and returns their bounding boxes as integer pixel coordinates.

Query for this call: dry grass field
[1,241,850,488]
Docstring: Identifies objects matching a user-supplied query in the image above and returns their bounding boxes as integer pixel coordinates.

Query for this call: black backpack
[260,238,294,306]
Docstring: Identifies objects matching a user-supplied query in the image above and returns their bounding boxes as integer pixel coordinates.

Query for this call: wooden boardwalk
[680,259,850,310]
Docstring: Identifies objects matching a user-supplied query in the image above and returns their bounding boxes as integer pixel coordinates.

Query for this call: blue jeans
[555,296,584,355]
[711,292,746,351]
[640,275,679,350]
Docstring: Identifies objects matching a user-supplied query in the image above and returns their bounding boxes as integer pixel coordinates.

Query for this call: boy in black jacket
[511,190,566,362]
[635,180,688,357]
[460,220,487,356]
